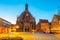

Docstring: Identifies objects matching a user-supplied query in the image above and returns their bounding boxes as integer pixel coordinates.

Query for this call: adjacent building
[36,19,50,33]
[0,18,11,27]
[8,24,19,33]
[0,18,11,33]
[36,20,41,32]
[0,27,8,33]
[51,11,60,33]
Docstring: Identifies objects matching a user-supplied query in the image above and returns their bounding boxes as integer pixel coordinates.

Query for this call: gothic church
[16,3,36,32]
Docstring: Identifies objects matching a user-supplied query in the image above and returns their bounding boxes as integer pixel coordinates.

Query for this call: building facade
[0,27,8,33]
[51,11,60,33]
[0,18,12,33]
[36,19,50,33]
[16,4,36,32]
[8,24,19,33]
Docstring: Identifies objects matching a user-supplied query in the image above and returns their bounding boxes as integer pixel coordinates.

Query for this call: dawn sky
[0,0,60,24]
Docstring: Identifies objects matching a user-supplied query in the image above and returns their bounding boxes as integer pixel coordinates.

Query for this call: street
[0,32,60,40]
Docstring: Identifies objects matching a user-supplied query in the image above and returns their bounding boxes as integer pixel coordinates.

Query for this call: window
[25,28,29,32]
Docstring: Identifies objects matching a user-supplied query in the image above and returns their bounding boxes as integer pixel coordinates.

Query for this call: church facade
[16,4,36,32]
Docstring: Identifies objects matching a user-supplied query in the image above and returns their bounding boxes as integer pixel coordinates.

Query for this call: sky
[0,0,60,24]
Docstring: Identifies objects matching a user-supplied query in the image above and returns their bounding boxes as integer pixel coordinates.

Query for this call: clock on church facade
[16,3,36,32]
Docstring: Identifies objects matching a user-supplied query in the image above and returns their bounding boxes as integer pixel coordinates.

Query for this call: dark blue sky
[0,0,60,24]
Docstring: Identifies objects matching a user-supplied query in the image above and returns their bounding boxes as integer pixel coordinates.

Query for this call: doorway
[25,28,29,32]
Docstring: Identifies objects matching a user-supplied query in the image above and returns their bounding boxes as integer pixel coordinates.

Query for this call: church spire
[25,3,28,11]
[25,0,28,11]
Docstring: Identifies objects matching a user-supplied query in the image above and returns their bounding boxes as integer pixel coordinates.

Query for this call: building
[37,19,50,33]
[51,11,60,33]
[0,18,11,27]
[36,20,41,32]
[0,18,12,33]
[8,24,19,33]
[0,27,8,33]
[16,3,36,32]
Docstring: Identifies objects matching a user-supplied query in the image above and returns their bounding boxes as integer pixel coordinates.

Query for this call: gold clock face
[26,14,28,16]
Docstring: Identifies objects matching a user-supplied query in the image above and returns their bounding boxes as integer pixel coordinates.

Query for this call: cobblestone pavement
[0,32,60,40]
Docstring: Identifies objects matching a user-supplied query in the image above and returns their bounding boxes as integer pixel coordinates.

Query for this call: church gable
[16,3,36,32]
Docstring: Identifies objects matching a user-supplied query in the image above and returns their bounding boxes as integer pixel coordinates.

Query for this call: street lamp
[16,25,19,29]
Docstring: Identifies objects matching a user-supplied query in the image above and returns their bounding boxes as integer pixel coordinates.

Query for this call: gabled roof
[18,4,34,19]
[18,10,33,18]
[40,19,49,23]
[0,18,11,25]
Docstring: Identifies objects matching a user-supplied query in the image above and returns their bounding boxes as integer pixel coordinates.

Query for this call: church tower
[16,3,36,32]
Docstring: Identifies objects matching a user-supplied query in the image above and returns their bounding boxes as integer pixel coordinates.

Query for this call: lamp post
[16,25,19,29]
[32,30,35,40]
[16,25,19,32]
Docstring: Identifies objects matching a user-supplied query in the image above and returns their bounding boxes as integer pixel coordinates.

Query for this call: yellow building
[8,24,19,33]
[51,12,60,33]
[36,19,50,33]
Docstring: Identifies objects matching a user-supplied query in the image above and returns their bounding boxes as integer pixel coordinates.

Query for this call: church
[16,3,36,32]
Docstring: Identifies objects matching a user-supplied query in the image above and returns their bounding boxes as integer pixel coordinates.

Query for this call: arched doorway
[25,28,29,32]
